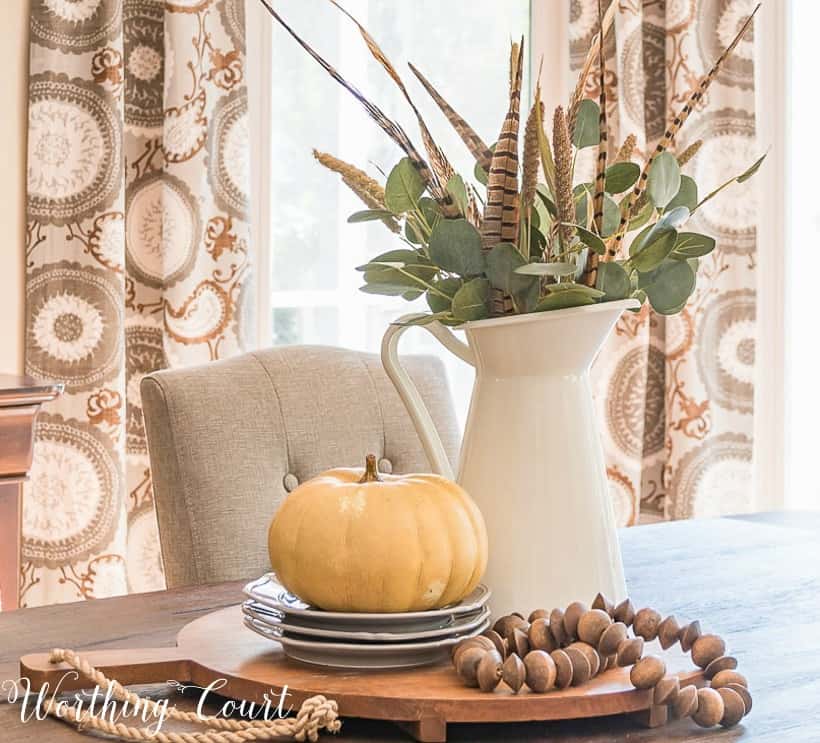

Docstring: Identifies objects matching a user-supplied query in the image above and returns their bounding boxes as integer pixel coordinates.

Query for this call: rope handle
[41,648,341,742]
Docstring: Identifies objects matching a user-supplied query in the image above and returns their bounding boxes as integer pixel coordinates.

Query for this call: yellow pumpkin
[268,454,488,612]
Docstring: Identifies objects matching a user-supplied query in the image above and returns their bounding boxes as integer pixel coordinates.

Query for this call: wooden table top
[0,374,63,407]
[1,511,818,741]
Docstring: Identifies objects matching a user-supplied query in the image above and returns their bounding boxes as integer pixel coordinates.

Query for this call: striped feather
[605,3,760,260]
[258,0,438,199]
[481,38,524,252]
[328,0,457,214]
[408,62,494,171]
[584,0,609,287]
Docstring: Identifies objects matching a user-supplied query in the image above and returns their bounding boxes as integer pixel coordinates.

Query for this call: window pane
[266,0,532,426]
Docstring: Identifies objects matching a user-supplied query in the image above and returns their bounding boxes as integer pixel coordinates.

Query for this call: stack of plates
[242,573,491,669]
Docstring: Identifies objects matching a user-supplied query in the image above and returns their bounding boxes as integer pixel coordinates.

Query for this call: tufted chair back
[141,346,460,588]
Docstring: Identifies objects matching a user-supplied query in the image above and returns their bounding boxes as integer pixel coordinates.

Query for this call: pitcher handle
[381,315,475,480]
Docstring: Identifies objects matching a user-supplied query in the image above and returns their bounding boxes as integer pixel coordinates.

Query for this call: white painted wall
[0,1,29,375]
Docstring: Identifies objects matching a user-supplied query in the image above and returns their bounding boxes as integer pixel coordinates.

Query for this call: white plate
[243,601,492,642]
[242,615,491,669]
[242,574,491,632]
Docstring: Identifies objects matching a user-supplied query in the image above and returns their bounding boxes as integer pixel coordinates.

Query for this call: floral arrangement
[261,0,763,325]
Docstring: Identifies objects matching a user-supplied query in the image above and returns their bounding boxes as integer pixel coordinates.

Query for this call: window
[248,0,532,424]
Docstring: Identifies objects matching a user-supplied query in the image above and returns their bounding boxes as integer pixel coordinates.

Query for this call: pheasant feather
[585,0,609,286]
[481,38,524,252]
[258,0,437,202]
[408,62,494,171]
[606,3,760,260]
[327,0,457,215]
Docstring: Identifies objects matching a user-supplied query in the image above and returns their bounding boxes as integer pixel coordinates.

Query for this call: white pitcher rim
[460,298,640,330]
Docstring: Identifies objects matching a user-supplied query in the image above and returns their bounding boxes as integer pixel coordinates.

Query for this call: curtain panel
[23,0,252,607]
[572,0,759,524]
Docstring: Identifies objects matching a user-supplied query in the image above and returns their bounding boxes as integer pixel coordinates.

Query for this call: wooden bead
[563,601,588,640]
[577,609,612,646]
[452,636,494,665]
[653,675,680,706]
[598,621,628,657]
[501,652,526,693]
[671,684,699,719]
[549,608,568,647]
[528,608,549,623]
[550,649,573,689]
[600,654,614,672]
[564,645,592,686]
[691,634,726,669]
[476,650,503,692]
[703,655,737,680]
[568,641,599,677]
[692,687,725,728]
[613,598,636,627]
[717,687,746,727]
[630,655,666,690]
[523,650,556,693]
[481,630,507,659]
[726,683,752,715]
[711,669,748,689]
[615,636,644,667]
[680,620,702,652]
[591,591,615,617]
[493,614,529,641]
[508,627,530,658]
[657,615,681,650]
[633,607,662,641]
[528,618,557,652]
[455,646,488,687]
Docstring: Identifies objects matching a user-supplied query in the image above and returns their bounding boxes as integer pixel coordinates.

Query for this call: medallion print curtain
[23,0,252,606]
[570,0,758,524]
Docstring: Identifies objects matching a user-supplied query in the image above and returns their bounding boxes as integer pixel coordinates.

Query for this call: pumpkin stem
[359,454,382,483]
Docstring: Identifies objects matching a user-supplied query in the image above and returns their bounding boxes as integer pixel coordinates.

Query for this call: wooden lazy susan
[21,604,705,742]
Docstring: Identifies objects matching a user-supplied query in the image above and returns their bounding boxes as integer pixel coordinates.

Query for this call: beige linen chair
[141,346,460,589]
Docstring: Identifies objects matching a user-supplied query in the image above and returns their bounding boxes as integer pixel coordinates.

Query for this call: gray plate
[242,574,491,633]
[242,601,492,642]
[242,614,491,669]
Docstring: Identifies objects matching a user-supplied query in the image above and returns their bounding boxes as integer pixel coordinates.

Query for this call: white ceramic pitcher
[381,298,638,617]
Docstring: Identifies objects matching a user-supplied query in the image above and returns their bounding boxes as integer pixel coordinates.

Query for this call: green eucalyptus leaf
[623,198,655,232]
[363,263,437,288]
[600,194,621,237]
[596,262,632,300]
[348,209,396,223]
[360,282,416,296]
[446,174,469,215]
[631,230,679,273]
[426,277,462,313]
[405,197,441,244]
[605,162,641,194]
[356,249,430,271]
[402,289,424,300]
[428,218,485,277]
[515,261,577,276]
[385,157,425,214]
[629,206,690,259]
[666,175,698,212]
[451,277,490,321]
[671,232,716,258]
[536,185,557,218]
[573,100,600,148]
[737,153,767,183]
[641,260,697,315]
[647,152,681,209]
[535,285,603,312]
[486,243,540,312]
[568,224,607,255]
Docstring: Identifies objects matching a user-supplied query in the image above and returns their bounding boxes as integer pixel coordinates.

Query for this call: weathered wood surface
[1,513,818,741]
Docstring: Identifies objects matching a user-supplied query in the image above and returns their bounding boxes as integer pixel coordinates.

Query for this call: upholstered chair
[141,346,460,589]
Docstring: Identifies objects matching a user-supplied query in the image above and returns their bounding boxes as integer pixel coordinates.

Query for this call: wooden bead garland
[450,593,752,733]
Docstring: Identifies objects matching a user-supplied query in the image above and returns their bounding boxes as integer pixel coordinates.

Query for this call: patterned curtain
[569,0,758,525]
[23,0,252,607]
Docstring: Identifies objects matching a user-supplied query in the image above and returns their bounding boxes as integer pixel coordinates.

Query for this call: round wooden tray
[21,604,704,742]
